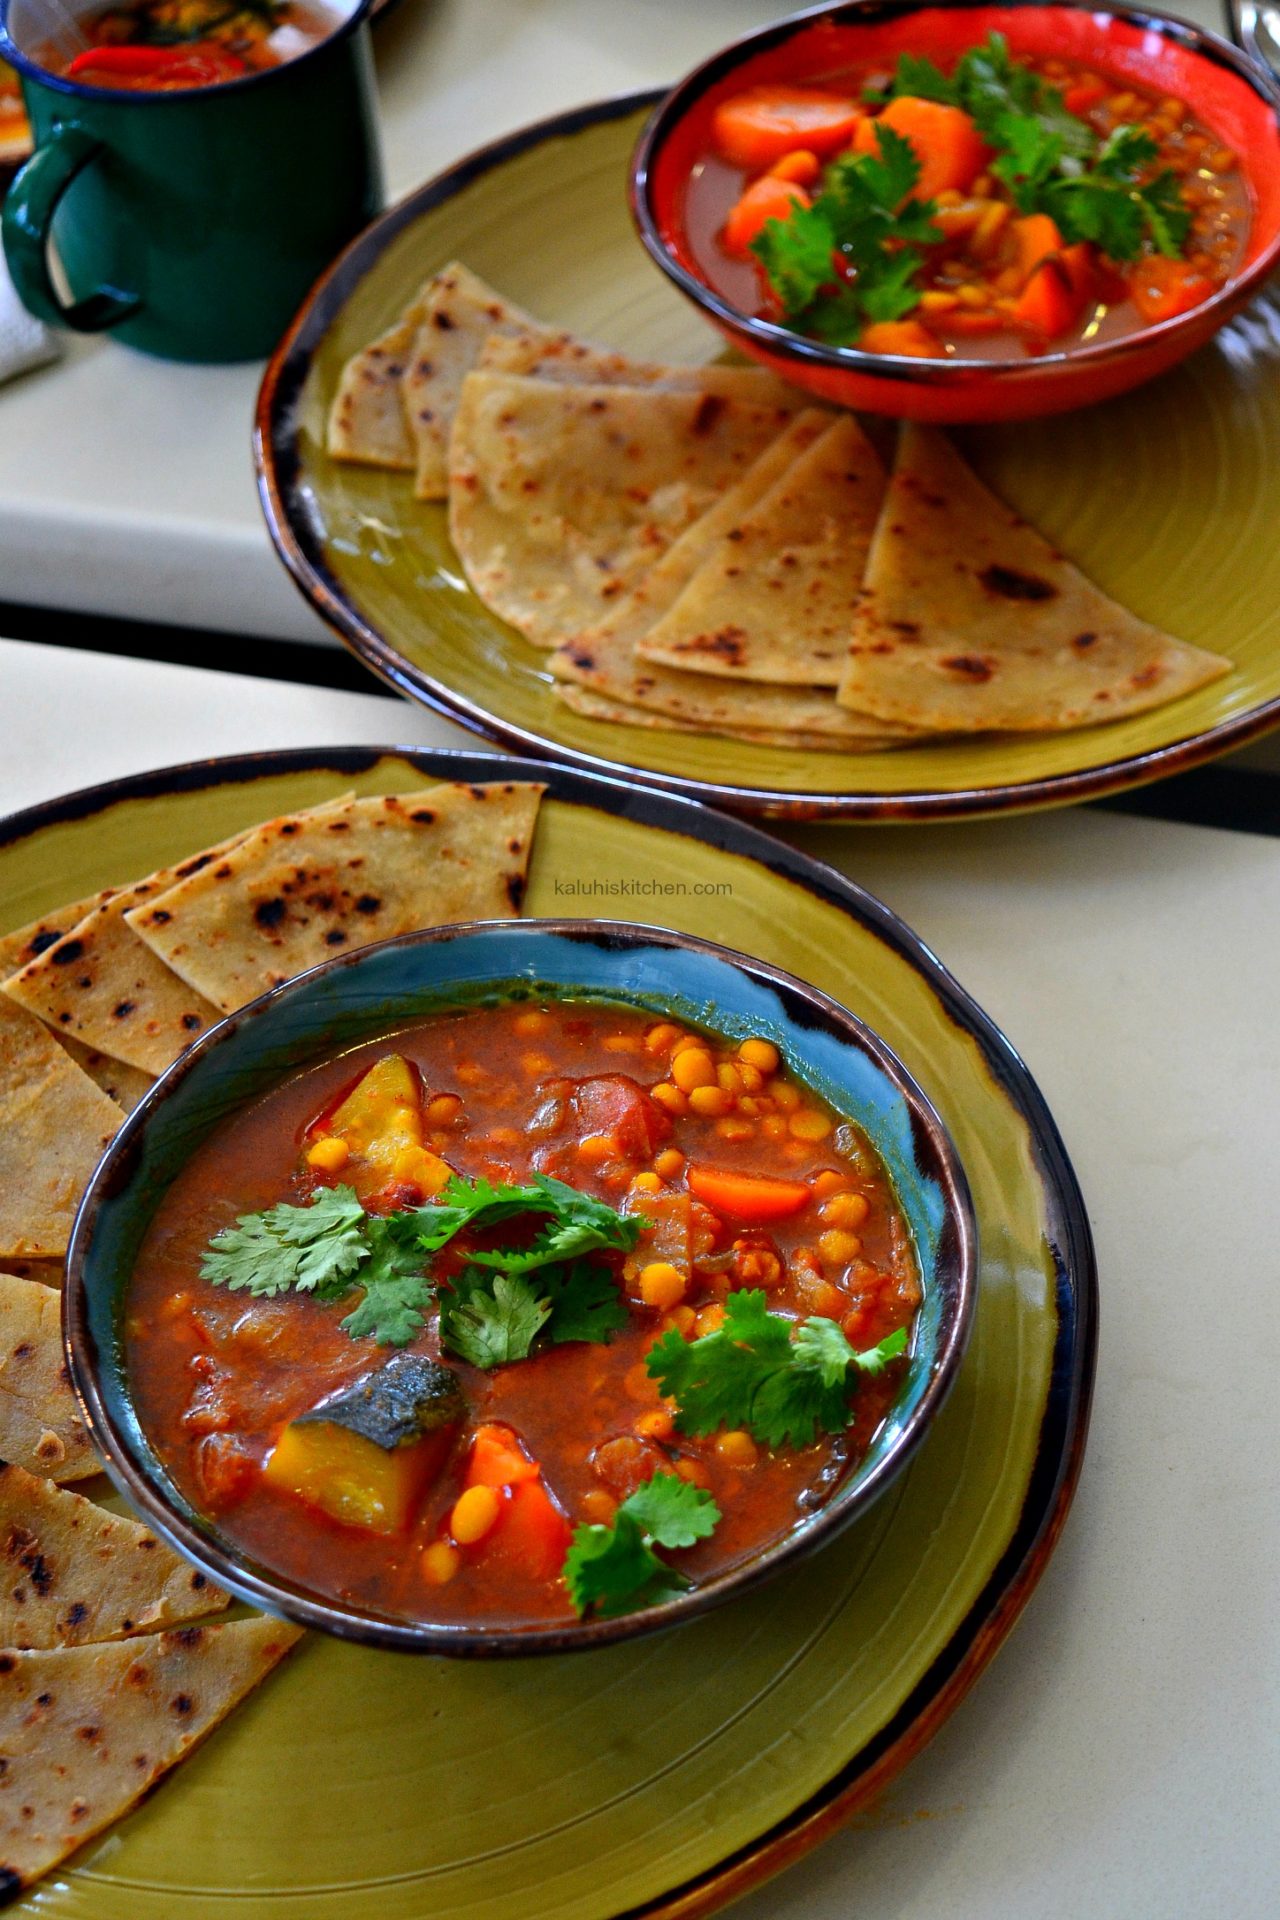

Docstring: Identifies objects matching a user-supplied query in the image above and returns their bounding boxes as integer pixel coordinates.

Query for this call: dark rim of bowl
[630,0,1280,384]
[0,0,374,106]
[254,89,1280,822]
[64,913,978,1657]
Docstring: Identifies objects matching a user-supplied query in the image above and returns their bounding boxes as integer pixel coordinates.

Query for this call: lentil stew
[127,998,922,1629]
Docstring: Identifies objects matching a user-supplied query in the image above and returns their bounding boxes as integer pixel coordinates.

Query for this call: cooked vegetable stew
[41,0,340,91]
[686,32,1249,357]
[127,999,921,1626]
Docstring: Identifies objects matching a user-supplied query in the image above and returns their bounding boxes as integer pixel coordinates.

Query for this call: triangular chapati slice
[401,264,539,500]
[553,683,874,752]
[0,891,118,978]
[837,423,1231,732]
[478,324,804,408]
[56,1036,154,1115]
[0,1271,95,1481]
[126,784,544,1015]
[0,999,122,1261]
[0,1615,304,1897]
[449,374,803,649]
[0,833,254,1076]
[547,414,917,745]
[325,281,432,470]
[0,1464,229,1649]
[635,413,886,687]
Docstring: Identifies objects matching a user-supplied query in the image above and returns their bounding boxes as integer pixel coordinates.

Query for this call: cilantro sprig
[884,33,1188,259]
[751,123,940,340]
[563,1473,721,1617]
[200,1174,638,1356]
[646,1291,909,1450]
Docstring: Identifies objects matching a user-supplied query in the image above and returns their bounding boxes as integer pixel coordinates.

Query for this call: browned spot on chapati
[978,564,1056,602]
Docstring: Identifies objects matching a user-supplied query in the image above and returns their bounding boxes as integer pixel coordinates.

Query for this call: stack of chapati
[0,778,544,1898]
[328,262,1230,750]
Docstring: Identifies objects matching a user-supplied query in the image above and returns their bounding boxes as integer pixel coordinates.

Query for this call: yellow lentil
[306,1135,349,1173]
[650,1081,687,1116]
[421,1540,461,1584]
[639,1262,687,1309]
[689,1083,731,1117]
[738,1037,779,1074]
[450,1485,501,1546]
[715,1430,759,1468]
[672,1048,716,1092]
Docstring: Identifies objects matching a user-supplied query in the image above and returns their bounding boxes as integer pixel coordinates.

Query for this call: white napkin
[0,244,60,383]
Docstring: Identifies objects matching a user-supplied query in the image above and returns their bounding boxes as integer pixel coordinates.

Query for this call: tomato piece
[723,174,811,254]
[572,1075,672,1158]
[466,1423,541,1490]
[1128,254,1215,324]
[712,85,863,169]
[1063,78,1108,118]
[858,318,941,357]
[874,97,990,200]
[686,1165,811,1224]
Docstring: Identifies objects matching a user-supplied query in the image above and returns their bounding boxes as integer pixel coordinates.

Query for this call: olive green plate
[0,748,1095,1918]
[257,95,1280,821]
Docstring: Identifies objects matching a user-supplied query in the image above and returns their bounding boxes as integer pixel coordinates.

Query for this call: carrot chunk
[874,97,990,200]
[768,148,822,187]
[686,1165,811,1224]
[712,85,863,169]
[1010,213,1066,287]
[1128,254,1215,324]
[1010,258,1083,338]
[723,174,811,254]
[493,1479,572,1581]
[858,318,941,357]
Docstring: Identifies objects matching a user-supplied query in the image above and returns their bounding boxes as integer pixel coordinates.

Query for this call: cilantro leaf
[465,1174,644,1276]
[540,1258,629,1345]
[411,1173,543,1251]
[201,1185,367,1298]
[338,1216,435,1346]
[751,200,840,313]
[563,1473,721,1617]
[438,1266,552,1370]
[647,1294,911,1449]
[889,51,955,105]
[623,1472,721,1549]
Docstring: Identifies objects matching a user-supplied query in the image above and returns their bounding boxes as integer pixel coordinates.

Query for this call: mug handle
[2,123,140,332]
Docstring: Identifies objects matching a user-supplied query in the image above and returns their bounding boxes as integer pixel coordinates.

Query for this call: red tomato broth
[126,1000,921,1629]
[37,0,342,91]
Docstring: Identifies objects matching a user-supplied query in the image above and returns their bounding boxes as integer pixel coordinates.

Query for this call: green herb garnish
[200,1174,638,1355]
[751,123,940,339]
[563,1473,721,1617]
[886,33,1188,259]
[646,1290,909,1449]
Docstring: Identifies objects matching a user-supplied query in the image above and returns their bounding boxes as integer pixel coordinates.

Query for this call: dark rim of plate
[254,83,1280,822]
[631,0,1280,384]
[2,745,1096,1902]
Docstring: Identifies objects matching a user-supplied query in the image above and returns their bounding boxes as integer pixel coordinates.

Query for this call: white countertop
[1,635,1276,1920]
[0,0,1239,643]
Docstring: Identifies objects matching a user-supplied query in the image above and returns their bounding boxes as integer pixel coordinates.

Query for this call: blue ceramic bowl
[65,920,977,1656]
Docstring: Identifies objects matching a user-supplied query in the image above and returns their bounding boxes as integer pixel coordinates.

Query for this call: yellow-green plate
[256,95,1280,821]
[0,747,1095,1918]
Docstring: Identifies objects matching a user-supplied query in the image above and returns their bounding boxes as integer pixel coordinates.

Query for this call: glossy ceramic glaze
[257,100,1280,820]
[633,1,1280,422]
[0,746,1095,1919]
[0,0,382,360]
[66,918,976,1654]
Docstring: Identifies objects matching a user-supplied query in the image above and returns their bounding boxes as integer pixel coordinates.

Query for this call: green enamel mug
[0,0,383,362]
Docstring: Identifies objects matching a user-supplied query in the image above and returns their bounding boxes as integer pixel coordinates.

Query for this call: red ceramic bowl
[632,0,1280,421]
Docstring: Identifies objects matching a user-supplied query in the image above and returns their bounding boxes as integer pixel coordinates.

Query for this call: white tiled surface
[2,637,1276,1920]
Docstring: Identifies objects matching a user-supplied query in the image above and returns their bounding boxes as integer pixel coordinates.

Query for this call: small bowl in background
[632,0,1280,421]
